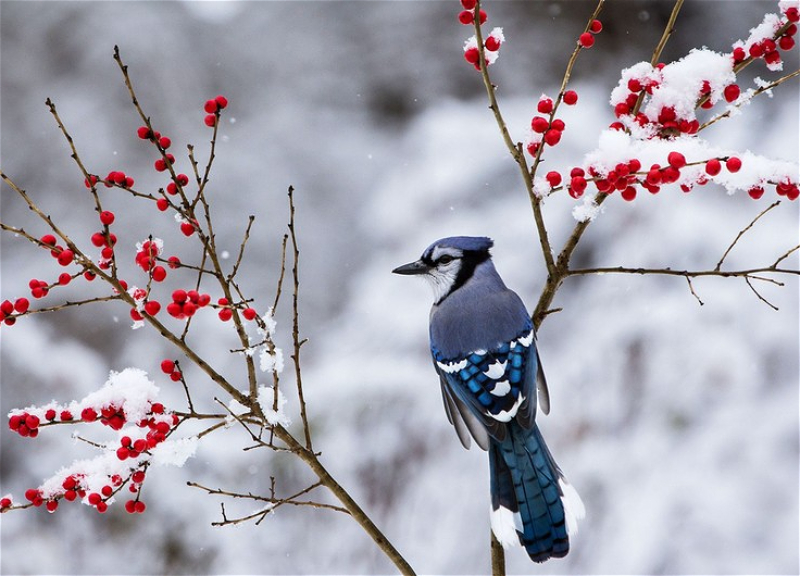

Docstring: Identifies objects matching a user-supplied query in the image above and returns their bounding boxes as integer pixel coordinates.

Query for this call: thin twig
[716,201,781,271]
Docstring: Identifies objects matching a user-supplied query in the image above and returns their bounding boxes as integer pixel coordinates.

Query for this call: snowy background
[1,1,798,574]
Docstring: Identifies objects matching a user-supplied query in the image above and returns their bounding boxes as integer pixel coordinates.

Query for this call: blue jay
[393,236,583,563]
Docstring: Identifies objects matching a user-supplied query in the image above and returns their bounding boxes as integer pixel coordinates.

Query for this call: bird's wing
[433,326,536,445]
[439,377,491,450]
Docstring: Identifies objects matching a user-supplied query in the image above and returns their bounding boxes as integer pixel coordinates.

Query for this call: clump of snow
[152,437,198,467]
[258,385,291,427]
[259,347,284,375]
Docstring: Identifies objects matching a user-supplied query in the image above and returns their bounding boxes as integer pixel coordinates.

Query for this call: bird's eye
[437,255,455,265]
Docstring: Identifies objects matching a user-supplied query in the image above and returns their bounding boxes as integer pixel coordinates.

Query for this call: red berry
[58,273,72,285]
[786,6,800,21]
[667,151,686,169]
[590,19,603,33]
[562,90,578,105]
[25,488,41,503]
[537,98,553,114]
[96,502,108,513]
[168,256,181,269]
[545,171,562,187]
[60,410,73,421]
[100,211,115,225]
[579,32,594,48]
[243,307,257,321]
[218,308,233,322]
[144,301,161,316]
[458,10,474,25]
[550,118,565,131]
[461,0,477,8]
[81,407,98,422]
[130,309,144,322]
[779,35,795,51]
[158,136,171,149]
[530,116,549,133]
[204,114,217,127]
[172,289,188,303]
[14,298,29,313]
[464,46,480,65]
[485,36,501,51]
[204,99,218,113]
[176,173,190,186]
[156,198,170,211]
[57,249,75,266]
[477,9,487,24]
[723,84,740,102]
[125,500,137,513]
[154,159,167,172]
[180,222,195,236]
[749,43,764,58]
[45,409,57,421]
[748,186,765,200]
[151,266,167,282]
[621,186,637,201]
[215,95,228,109]
[132,470,146,484]
[544,129,562,146]
[705,159,722,176]
[726,156,742,172]
[40,234,57,246]
[764,50,781,66]
[137,126,151,140]
[46,500,59,512]
[0,497,11,509]
[134,500,146,513]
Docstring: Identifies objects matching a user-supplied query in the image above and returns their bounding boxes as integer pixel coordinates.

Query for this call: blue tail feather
[490,422,570,563]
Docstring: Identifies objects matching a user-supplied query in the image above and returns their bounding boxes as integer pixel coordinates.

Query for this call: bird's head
[392,236,494,304]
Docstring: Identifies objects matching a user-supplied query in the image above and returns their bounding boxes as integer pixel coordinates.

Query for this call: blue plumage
[394,236,583,563]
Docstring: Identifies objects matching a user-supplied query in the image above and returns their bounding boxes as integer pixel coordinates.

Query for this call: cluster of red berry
[526,92,579,157]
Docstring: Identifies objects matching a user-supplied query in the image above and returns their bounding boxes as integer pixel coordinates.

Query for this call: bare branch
[716,201,781,271]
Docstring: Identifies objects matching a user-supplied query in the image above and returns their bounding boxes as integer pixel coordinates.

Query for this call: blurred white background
[1,1,798,574]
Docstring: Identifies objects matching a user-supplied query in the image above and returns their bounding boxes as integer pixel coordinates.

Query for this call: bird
[392,236,584,563]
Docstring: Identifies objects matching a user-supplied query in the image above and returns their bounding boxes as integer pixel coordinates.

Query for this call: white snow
[257,385,291,428]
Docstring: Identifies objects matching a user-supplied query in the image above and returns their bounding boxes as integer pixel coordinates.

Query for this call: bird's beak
[392,259,429,276]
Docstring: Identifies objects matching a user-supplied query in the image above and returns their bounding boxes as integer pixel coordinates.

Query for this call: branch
[716,201,781,271]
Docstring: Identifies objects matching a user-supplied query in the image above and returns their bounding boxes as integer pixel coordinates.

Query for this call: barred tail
[489,423,584,563]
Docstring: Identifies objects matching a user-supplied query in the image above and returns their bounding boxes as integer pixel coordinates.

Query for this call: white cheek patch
[424,264,460,303]
[436,359,467,374]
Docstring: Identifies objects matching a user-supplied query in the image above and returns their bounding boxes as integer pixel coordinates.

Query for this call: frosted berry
[579,32,594,48]
[562,90,578,105]
[537,98,553,114]
[81,407,98,422]
[748,186,765,200]
[485,36,501,51]
[464,47,480,65]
